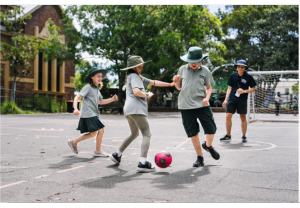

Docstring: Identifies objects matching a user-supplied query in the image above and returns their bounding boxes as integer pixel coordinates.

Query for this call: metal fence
[0,88,67,113]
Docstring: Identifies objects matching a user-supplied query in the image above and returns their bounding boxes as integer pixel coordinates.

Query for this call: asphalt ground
[0,112,298,203]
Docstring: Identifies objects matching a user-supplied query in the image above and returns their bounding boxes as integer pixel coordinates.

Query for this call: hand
[237,88,245,94]
[170,82,175,87]
[147,92,154,98]
[74,109,80,115]
[173,75,180,83]
[112,94,118,101]
[202,98,209,106]
[222,100,227,108]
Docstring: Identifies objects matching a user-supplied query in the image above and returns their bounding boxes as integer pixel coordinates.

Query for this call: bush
[1,101,23,114]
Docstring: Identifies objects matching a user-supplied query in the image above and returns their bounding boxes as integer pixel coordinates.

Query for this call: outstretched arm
[99,94,118,105]
[148,80,175,87]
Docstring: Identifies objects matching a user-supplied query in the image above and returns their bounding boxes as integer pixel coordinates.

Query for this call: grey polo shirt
[124,73,150,117]
[79,84,103,118]
[177,64,214,110]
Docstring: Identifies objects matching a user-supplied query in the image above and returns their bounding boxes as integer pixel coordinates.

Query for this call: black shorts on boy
[226,100,247,114]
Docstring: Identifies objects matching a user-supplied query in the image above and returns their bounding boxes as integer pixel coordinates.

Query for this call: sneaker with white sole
[67,139,78,154]
[109,152,122,164]
[137,161,156,173]
[93,150,109,157]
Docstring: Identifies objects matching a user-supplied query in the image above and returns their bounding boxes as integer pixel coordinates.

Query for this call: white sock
[140,157,147,165]
[117,150,122,157]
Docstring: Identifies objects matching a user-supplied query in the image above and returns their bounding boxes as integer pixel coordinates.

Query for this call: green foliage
[218,5,298,71]
[62,5,225,95]
[1,101,23,114]
[292,82,299,95]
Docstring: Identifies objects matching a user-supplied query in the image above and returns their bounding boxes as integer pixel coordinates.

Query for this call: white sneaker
[93,150,109,157]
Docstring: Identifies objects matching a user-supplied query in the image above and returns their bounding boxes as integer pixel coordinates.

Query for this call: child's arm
[99,94,118,105]
[73,94,82,115]
[148,80,175,87]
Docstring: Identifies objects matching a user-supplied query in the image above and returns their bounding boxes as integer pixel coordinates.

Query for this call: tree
[62,5,225,105]
[0,6,74,101]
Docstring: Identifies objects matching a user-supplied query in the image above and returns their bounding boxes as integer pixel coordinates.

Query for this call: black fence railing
[0,88,67,113]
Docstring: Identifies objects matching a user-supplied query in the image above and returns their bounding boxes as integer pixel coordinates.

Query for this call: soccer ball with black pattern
[155,151,172,168]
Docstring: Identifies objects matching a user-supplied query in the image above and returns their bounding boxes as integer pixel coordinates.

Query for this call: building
[0,5,75,100]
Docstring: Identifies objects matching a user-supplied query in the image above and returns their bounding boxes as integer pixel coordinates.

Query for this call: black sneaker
[137,161,156,173]
[109,152,122,164]
[242,136,247,143]
[193,156,204,167]
[202,141,220,160]
[220,134,231,141]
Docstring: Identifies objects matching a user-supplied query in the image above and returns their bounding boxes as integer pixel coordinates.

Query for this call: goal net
[247,71,299,123]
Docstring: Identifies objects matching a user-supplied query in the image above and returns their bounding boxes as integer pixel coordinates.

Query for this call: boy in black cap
[220,60,256,142]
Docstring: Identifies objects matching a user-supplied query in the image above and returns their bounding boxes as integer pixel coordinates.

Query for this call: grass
[0,101,45,114]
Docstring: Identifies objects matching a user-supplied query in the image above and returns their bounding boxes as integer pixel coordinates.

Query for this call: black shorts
[180,106,217,138]
[226,100,247,114]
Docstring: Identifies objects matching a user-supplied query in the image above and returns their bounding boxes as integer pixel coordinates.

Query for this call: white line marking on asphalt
[0,181,27,189]
[35,175,49,179]
[176,138,190,147]
[91,162,101,164]
[17,135,27,136]
[34,135,59,138]
[1,134,11,136]
[130,153,138,155]
[56,166,85,173]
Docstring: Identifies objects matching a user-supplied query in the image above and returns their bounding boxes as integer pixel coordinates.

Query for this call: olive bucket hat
[120,55,151,71]
[84,67,108,83]
[180,46,209,63]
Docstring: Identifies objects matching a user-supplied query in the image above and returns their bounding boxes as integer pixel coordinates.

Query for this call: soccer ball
[155,151,172,168]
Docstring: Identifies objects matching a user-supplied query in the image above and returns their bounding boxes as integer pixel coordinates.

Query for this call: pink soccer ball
[155,151,172,168]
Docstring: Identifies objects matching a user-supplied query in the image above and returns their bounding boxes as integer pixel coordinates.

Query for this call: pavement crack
[252,186,298,192]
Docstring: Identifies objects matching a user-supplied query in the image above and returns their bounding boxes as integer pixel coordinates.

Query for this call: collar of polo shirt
[187,64,202,70]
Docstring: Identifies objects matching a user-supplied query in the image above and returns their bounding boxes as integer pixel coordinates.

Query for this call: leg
[132,115,152,158]
[118,115,140,153]
[74,131,97,144]
[95,128,104,151]
[205,134,214,147]
[226,113,233,136]
[191,133,203,156]
[240,114,247,136]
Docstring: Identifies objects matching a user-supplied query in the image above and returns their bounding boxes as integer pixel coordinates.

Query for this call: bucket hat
[180,46,209,63]
[120,55,151,71]
[84,67,108,83]
[234,60,248,69]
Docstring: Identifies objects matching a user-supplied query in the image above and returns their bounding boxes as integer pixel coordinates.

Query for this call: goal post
[247,71,299,123]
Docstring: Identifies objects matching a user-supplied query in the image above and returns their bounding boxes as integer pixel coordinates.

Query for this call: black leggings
[275,103,280,115]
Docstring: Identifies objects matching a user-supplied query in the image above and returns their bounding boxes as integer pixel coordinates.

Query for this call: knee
[226,114,232,121]
[132,131,139,138]
[90,132,97,137]
[240,116,247,122]
[98,128,104,134]
[142,130,152,138]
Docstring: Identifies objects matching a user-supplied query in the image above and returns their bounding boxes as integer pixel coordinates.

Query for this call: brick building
[0,5,75,100]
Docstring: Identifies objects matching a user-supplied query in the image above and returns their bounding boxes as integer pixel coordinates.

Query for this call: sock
[140,157,147,165]
[117,150,122,157]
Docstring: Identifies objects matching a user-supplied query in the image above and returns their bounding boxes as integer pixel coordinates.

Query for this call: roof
[22,5,63,18]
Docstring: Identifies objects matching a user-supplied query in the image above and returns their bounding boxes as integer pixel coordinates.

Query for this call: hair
[125,68,143,83]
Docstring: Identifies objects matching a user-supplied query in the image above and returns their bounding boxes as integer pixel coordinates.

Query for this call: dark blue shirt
[228,72,256,103]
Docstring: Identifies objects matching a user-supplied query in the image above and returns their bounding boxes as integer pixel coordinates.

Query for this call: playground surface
[0,112,298,202]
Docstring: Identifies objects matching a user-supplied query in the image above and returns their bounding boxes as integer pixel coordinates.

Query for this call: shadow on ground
[48,155,97,169]
[79,164,218,190]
